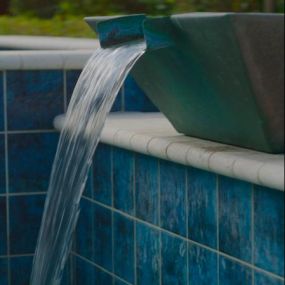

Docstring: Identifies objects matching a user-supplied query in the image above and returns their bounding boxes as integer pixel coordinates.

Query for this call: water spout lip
[85,14,146,48]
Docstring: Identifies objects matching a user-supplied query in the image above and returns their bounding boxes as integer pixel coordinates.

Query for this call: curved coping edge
[54,113,284,191]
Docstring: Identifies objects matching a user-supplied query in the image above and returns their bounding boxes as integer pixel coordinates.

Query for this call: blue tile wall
[0,197,7,255]
[0,135,5,194]
[9,194,45,254]
[124,76,158,112]
[10,256,33,285]
[161,232,187,285]
[1,66,284,285]
[0,258,8,285]
[188,243,218,285]
[255,271,284,285]
[74,144,284,285]
[219,256,252,285]
[160,160,186,236]
[92,202,112,271]
[92,144,112,206]
[6,71,64,130]
[8,133,59,193]
[114,213,134,284]
[135,154,159,225]
[219,176,252,262]
[136,222,160,285]
[254,186,284,277]
[0,72,3,131]
[188,168,217,248]
[113,148,134,215]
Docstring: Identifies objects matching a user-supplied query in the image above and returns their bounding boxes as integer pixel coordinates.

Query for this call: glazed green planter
[86,13,284,153]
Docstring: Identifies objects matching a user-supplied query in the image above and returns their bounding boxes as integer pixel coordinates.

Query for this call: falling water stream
[30,41,146,285]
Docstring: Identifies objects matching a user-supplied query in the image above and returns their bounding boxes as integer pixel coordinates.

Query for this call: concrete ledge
[0,36,99,50]
[54,112,285,191]
[0,50,93,70]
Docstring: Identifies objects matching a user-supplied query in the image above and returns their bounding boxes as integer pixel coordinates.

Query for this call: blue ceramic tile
[0,258,8,285]
[0,135,5,194]
[61,255,72,285]
[76,198,94,260]
[93,203,112,271]
[160,160,186,236]
[75,256,112,285]
[124,76,158,112]
[10,256,33,285]
[219,256,252,285]
[113,148,134,215]
[0,72,3,131]
[255,271,284,285]
[254,186,284,277]
[188,243,218,285]
[7,70,64,130]
[136,222,160,285]
[188,168,217,248]
[93,144,112,206]
[135,154,159,225]
[0,197,7,255]
[66,70,82,105]
[112,90,123,112]
[161,232,187,285]
[219,176,252,262]
[8,133,59,193]
[10,194,45,254]
[114,213,134,284]
[114,279,129,285]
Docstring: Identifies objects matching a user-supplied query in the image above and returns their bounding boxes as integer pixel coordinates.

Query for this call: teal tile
[219,256,252,285]
[92,203,112,271]
[8,133,59,193]
[0,197,7,255]
[10,256,33,285]
[7,70,64,130]
[10,195,45,254]
[136,222,160,285]
[0,135,5,194]
[135,154,159,225]
[113,148,134,215]
[161,232,187,285]
[93,144,112,206]
[189,243,218,285]
[160,160,186,236]
[0,258,8,285]
[188,168,217,248]
[255,271,284,285]
[219,176,252,262]
[114,213,134,284]
[254,186,284,277]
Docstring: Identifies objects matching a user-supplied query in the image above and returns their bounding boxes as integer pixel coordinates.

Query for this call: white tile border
[0,50,93,70]
[0,36,99,51]
[54,113,284,191]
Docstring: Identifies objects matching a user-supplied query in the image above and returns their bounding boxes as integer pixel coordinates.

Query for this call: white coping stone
[0,50,93,70]
[54,112,284,191]
[0,36,99,50]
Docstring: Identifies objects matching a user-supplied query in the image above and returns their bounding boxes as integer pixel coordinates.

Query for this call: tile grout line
[111,146,115,279]
[3,70,11,285]
[72,252,133,285]
[81,194,285,282]
[133,153,137,285]
[185,168,189,285]
[251,185,255,285]
[158,160,162,285]
[217,175,220,285]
